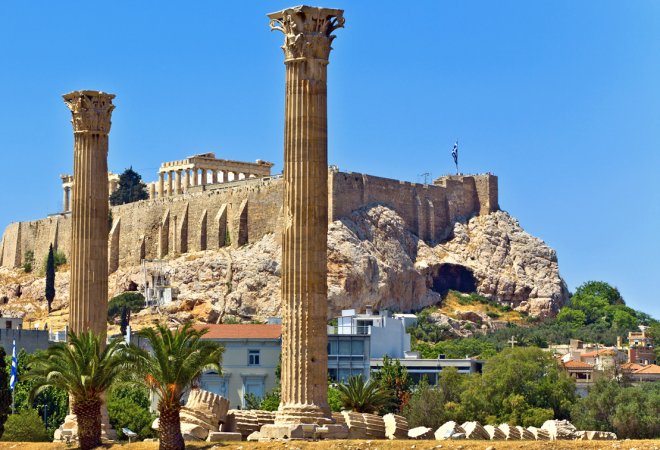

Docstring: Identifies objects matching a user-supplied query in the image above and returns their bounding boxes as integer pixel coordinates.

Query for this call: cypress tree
[45,244,56,313]
[0,347,11,438]
[109,167,149,206]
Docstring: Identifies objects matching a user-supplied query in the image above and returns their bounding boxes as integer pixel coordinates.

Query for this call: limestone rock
[541,419,580,440]
[483,425,505,440]
[224,410,259,438]
[461,421,489,440]
[408,426,433,440]
[434,421,465,440]
[383,413,408,440]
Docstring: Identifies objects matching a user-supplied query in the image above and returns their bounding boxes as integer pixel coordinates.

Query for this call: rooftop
[563,360,595,370]
[194,323,282,340]
[633,364,660,374]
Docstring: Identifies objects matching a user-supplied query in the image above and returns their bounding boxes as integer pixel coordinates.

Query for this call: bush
[22,250,34,273]
[42,250,66,271]
[402,378,451,430]
[328,386,342,412]
[259,387,280,412]
[107,292,145,322]
[107,384,156,441]
[0,409,49,442]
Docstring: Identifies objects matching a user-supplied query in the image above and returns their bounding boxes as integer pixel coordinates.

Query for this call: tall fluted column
[184,169,191,191]
[158,173,164,198]
[63,187,70,212]
[167,171,173,196]
[175,170,182,195]
[65,90,115,339]
[268,5,344,426]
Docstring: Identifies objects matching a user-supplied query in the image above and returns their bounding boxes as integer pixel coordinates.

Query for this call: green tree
[459,347,576,425]
[371,356,412,413]
[124,323,224,450]
[572,281,624,306]
[258,386,280,412]
[328,385,342,412]
[109,167,149,206]
[402,377,448,430]
[45,244,55,313]
[0,348,11,438]
[556,307,586,327]
[107,384,156,441]
[336,375,393,414]
[120,306,131,336]
[0,409,49,442]
[7,349,68,439]
[26,331,126,450]
[108,292,145,323]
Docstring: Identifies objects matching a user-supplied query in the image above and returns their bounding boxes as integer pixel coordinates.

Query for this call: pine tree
[45,244,56,313]
[120,306,131,337]
[109,167,149,206]
[0,347,12,438]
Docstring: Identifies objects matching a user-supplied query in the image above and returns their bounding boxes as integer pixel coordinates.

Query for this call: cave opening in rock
[430,263,477,296]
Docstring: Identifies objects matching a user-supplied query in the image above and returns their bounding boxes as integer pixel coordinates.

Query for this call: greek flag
[9,339,17,391]
[451,141,459,166]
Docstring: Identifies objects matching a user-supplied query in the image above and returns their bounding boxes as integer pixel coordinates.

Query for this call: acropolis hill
[0,152,568,330]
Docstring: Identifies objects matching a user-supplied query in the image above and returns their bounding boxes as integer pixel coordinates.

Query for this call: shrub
[107,384,156,441]
[328,386,342,412]
[402,378,448,430]
[243,393,261,410]
[107,292,145,322]
[258,387,280,412]
[43,249,66,270]
[22,250,34,273]
[0,409,49,442]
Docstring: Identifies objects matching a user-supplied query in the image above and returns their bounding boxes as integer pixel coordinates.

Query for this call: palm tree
[27,331,125,450]
[124,323,223,450]
[336,375,393,414]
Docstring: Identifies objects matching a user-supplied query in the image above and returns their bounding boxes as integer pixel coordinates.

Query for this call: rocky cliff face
[0,206,568,330]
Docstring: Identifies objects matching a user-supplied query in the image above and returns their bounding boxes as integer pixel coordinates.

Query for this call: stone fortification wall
[0,172,498,271]
[330,172,497,243]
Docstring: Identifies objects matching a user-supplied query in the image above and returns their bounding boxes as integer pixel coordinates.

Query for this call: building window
[248,349,260,366]
[5,321,11,330]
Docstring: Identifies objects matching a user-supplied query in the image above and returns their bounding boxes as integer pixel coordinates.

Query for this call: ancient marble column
[268,5,344,426]
[63,187,70,212]
[64,90,115,339]
[167,171,173,196]
[158,173,164,198]
[184,169,191,191]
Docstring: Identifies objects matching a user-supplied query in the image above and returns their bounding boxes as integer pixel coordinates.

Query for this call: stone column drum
[64,90,115,339]
[268,5,344,426]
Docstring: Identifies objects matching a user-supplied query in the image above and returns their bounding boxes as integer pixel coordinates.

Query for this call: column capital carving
[63,90,116,134]
[268,6,344,64]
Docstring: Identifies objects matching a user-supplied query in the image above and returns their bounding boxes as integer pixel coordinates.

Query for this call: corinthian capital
[63,90,116,134]
[268,6,344,63]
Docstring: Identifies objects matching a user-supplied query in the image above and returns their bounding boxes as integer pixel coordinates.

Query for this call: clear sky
[0,1,658,318]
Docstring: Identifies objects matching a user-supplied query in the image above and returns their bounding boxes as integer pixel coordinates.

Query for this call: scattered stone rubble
[434,421,465,440]
[223,409,275,439]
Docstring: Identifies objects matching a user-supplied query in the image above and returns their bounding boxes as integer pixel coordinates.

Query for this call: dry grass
[441,291,526,323]
[0,440,658,450]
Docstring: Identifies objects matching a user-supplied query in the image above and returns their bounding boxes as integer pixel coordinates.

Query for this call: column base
[250,423,348,441]
[275,403,332,425]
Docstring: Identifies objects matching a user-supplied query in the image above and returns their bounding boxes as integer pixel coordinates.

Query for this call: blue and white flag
[451,141,459,166]
[9,339,17,391]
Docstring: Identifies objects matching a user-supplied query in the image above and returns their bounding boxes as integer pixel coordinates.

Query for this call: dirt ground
[0,440,658,450]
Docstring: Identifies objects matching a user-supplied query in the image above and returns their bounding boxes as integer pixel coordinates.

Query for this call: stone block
[526,426,550,441]
[341,411,368,439]
[541,419,580,440]
[483,425,505,440]
[498,423,521,440]
[516,425,534,440]
[207,431,242,442]
[362,413,386,439]
[408,426,433,439]
[383,413,408,440]
[585,430,617,440]
[181,422,208,441]
[461,421,490,440]
[434,421,465,440]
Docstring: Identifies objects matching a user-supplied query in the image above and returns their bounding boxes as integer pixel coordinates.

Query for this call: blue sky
[0,1,658,318]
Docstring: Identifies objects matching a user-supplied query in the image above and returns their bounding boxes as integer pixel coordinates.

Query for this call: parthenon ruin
[60,172,119,213]
[151,153,274,198]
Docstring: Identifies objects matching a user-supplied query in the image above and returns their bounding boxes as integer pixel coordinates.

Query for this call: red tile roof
[621,362,644,371]
[194,324,282,340]
[563,360,594,370]
[580,348,617,358]
[633,364,660,374]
